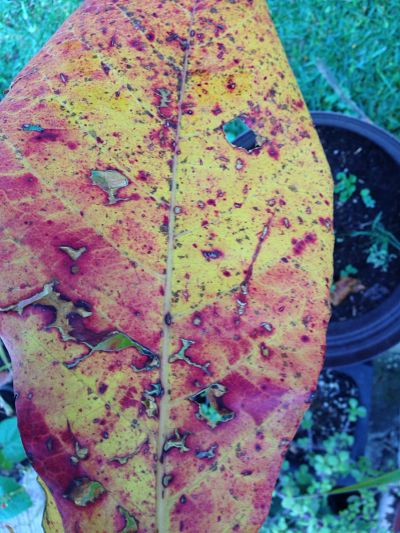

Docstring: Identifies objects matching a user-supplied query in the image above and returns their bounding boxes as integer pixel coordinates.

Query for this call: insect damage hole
[222,117,266,152]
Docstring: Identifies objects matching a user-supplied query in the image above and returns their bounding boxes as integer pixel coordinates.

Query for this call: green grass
[0,0,81,93]
[0,0,399,137]
[268,0,400,136]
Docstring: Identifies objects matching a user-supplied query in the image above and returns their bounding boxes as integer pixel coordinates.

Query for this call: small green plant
[261,399,392,532]
[334,171,357,203]
[339,264,358,278]
[360,188,376,208]
[0,341,32,521]
[351,212,400,272]
[0,416,32,520]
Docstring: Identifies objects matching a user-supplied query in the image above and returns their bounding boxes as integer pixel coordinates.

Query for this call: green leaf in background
[0,417,27,469]
[334,171,357,204]
[328,467,400,495]
[0,396,13,418]
[0,475,32,521]
[339,264,358,278]
[360,188,376,208]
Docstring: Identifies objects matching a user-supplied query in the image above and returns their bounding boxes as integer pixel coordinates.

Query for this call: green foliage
[339,264,358,278]
[360,188,376,208]
[268,0,400,137]
[366,243,396,272]
[0,417,32,520]
[0,0,81,96]
[330,467,400,495]
[0,475,32,521]
[0,417,27,469]
[261,399,385,532]
[334,171,357,204]
[0,391,32,521]
[351,212,400,272]
[347,397,367,422]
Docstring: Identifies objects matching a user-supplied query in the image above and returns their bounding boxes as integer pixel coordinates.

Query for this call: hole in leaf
[222,117,265,152]
[189,383,235,428]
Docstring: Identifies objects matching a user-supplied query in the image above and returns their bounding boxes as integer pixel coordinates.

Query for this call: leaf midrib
[156,2,199,531]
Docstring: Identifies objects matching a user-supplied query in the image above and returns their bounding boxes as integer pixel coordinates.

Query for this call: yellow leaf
[0,0,333,531]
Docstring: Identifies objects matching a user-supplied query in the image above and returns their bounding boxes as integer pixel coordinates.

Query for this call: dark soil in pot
[307,370,359,440]
[315,124,400,322]
[287,369,360,465]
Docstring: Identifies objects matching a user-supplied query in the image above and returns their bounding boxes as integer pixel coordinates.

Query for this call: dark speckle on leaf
[201,249,223,261]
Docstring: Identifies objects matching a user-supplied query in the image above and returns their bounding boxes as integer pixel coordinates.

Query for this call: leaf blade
[329,468,400,495]
[0,0,333,530]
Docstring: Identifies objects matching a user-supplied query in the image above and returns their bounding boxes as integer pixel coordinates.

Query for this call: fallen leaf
[331,276,365,306]
[0,0,333,531]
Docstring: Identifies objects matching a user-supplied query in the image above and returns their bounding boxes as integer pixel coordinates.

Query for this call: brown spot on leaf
[64,477,106,507]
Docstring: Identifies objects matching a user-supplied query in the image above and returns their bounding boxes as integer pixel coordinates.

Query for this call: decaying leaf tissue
[0,0,333,531]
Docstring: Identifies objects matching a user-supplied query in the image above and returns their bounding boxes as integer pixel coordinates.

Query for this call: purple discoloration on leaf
[0,0,333,530]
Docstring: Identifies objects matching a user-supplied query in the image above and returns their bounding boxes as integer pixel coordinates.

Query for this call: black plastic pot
[311,112,400,368]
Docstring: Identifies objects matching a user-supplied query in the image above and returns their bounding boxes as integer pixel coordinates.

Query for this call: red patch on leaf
[16,399,88,499]
[119,387,139,410]
[129,38,146,51]
[291,232,317,255]
[211,104,222,115]
[267,142,280,160]
[0,173,40,200]
[223,372,286,425]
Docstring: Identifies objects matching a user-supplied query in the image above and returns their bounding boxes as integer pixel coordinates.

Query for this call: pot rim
[311,111,400,164]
